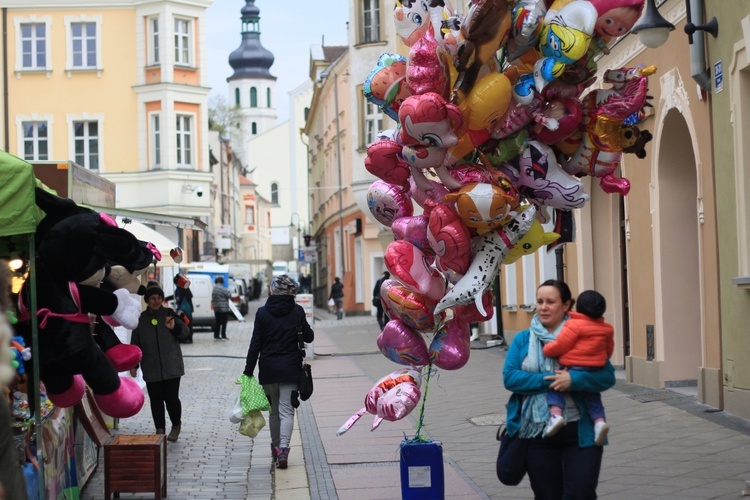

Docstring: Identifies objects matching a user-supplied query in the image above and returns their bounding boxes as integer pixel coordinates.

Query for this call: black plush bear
[19,189,145,418]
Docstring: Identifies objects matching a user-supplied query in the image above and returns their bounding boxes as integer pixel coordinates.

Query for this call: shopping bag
[328,298,335,307]
[238,410,266,438]
[237,374,271,413]
[228,394,244,423]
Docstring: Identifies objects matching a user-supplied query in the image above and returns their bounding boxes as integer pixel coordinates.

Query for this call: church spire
[227,0,275,81]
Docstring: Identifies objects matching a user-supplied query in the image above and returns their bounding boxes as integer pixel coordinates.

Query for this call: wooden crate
[104,434,166,499]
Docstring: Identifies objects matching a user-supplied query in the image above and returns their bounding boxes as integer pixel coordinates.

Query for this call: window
[251,122,257,135]
[362,0,381,43]
[363,98,382,147]
[271,182,279,205]
[64,15,102,73]
[174,18,192,65]
[245,206,255,224]
[522,253,537,307]
[176,114,193,167]
[235,88,240,106]
[151,113,161,168]
[15,16,52,74]
[22,121,49,161]
[250,87,257,108]
[149,17,159,65]
[266,88,271,108]
[71,22,97,68]
[20,23,46,69]
[73,121,100,170]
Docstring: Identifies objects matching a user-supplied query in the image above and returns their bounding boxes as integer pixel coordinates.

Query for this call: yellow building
[1,1,214,260]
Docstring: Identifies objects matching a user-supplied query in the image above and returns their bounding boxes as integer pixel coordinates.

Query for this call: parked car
[227,278,248,316]
[186,274,215,330]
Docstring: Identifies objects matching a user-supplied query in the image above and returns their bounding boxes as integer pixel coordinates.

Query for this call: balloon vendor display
[342,0,654,438]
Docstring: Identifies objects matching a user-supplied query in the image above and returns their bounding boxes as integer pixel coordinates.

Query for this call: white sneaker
[594,421,609,446]
[544,414,565,437]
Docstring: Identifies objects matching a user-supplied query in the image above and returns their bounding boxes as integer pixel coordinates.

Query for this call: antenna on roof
[322,35,325,47]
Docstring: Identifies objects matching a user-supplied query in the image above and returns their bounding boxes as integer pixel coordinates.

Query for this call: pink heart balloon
[377,319,430,367]
[429,319,471,370]
[385,240,446,301]
[392,215,434,257]
[365,139,411,189]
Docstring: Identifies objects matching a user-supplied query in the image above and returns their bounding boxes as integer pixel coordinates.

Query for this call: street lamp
[290,213,302,262]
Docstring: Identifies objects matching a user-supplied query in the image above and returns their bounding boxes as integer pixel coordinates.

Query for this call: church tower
[227,0,277,166]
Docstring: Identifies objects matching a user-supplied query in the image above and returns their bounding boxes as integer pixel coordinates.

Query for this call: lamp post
[290,213,302,265]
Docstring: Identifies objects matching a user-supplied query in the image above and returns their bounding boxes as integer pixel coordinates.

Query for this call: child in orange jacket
[542,290,614,446]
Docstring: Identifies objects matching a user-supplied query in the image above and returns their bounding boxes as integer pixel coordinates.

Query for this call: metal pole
[333,73,344,279]
[555,247,565,281]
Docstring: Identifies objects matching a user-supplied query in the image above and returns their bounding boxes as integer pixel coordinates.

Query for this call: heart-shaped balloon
[367,180,414,227]
[365,139,411,189]
[429,319,471,370]
[377,319,430,367]
[385,240,446,301]
[380,280,441,332]
[392,215,434,257]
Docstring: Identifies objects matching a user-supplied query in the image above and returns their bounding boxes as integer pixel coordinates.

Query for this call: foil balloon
[500,140,589,212]
[364,53,410,121]
[409,177,450,209]
[454,291,495,324]
[506,0,547,61]
[377,319,430,367]
[449,163,495,186]
[365,139,412,189]
[427,202,471,277]
[434,205,537,318]
[530,97,583,145]
[503,219,561,264]
[385,240,446,302]
[564,66,654,196]
[367,180,414,227]
[381,280,441,332]
[443,182,520,235]
[407,29,451,99]
[391,215,434,257]
[336,368,422,435]
[429,319,471,370]
[393,0,452,48]
[490,92,545,139]
[589,0,645,39]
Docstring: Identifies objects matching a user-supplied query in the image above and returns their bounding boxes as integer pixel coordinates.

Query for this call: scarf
[518,314,566,438]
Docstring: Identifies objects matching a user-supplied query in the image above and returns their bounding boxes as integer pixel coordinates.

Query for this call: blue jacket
[503,329,615,447]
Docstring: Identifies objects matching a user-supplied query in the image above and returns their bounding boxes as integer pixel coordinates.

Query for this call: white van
[272,261,289,277]
[186,274,215,330]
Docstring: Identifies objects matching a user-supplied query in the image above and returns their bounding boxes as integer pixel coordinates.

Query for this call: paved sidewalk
[80,302,750,499]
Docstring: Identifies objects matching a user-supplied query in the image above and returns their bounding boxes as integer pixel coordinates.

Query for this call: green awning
[0,151,40,237]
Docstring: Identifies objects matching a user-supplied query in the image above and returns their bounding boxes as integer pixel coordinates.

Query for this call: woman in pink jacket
[542,290,614,446]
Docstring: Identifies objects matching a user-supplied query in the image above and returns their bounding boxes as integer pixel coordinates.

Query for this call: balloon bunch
[346,0,656,434]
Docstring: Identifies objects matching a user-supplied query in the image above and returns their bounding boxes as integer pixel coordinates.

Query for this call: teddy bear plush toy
[18,188,145,418]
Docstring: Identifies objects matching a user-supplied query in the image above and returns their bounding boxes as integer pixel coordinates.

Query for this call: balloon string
[411,363,434,443]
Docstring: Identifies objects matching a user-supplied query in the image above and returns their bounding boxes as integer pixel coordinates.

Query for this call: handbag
[297,325,313,401]
[237,374,271,413]
[496,423,528,486]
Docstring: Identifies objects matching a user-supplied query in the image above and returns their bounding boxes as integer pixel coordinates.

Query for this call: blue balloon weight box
[400,439,444,499]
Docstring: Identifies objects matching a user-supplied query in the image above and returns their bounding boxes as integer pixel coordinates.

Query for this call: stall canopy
[116,218,180,267]
[0,151,41,237]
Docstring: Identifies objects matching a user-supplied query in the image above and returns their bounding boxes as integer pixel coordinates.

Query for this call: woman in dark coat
[243,275,314,469]
[130,281,189,442]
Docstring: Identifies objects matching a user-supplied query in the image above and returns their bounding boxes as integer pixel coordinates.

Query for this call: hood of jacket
[264,294,297,317]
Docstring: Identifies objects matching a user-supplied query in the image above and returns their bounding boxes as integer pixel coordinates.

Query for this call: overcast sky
[205,0,349,124]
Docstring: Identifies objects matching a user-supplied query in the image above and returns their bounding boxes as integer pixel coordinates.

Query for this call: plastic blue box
[400,439,444,499]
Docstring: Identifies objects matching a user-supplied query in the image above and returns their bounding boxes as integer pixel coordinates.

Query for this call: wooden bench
[104,434,167,499]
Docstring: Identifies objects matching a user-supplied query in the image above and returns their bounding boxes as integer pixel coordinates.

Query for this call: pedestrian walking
[130,281,189,442]
[211,276,232,340]
[499,279,615,497]
[329,277,344,320]
[242,275,314,469]
[372,271,390,330]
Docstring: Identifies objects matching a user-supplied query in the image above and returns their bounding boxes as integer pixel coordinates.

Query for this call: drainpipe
[687,0,711,91]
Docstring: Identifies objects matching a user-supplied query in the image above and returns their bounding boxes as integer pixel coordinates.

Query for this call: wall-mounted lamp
[631,0,718,91]
[631,0,675,49]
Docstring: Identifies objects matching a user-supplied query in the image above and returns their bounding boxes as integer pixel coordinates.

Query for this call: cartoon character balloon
[426,201,472,277]
[392,215,434,257]
[377,319,430,367]
[443,181,520,235]
[364,53,411,121]
[381,280,442,332]
[367,180,414,227]
[365,139,412,189]
[385,240,446,301]
[336,368,422,434]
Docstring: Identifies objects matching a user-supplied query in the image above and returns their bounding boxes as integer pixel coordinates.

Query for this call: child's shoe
[544,414,565,437]
[594,421,610,446]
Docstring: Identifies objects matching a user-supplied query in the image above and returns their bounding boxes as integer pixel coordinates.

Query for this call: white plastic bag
[328,298,335,307]
[228,395,244,423]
